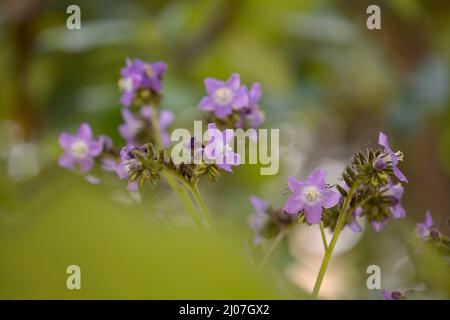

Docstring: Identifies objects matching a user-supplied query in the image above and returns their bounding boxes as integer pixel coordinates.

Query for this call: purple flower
[58,123,103,173]
[198,74,248,119]
[236,83,265,129]
[203,123,240,172]
[119,59,167,107]
[371,183,405,232]
[119,107,173,147]
[115,145,140,192]
[416,211,433,238]
[249,196,269,245]
[382,290,403,300]
[374,132,408,182]
[283,169,341,224]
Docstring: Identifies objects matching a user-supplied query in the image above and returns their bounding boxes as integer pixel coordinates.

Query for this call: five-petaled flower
[373,132,408,183]
[203,123,240,172]
[283,169,341,224]
[58,123,103,173]
[119,59,167,107]
[198,74,248,119]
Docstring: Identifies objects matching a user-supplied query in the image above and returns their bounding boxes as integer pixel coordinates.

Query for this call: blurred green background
[0,0,449,299]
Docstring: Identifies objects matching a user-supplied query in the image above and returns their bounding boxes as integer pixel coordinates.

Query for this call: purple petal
[307,169,327,188]
[218,163,233,172]
[204,78,224,95]
[77,157,95,173]
[304,204,323,224]
[101,159,117,172]
[287,176,304,193]
[88,140,103,157]
[416,223,427,237]
[127,181,139,192]
[283,194,304,214]
[59,132,74,149]
[58,153,74,169]
[371,220,387,232]
[214,104,232,119]
[158,110,174,129]
[390,204,405,219]
[321,189,341,208]
[424,211,433,228]
[226,73,241,91]
[393,166,408,183]
[77,123,93,141]
[378,132,390,150]
[348,220,362,233]
[249,83,261,105]
[232,87,249,110]
[224,150,240,166]
[249,196,268,213]
[199,96,215,111]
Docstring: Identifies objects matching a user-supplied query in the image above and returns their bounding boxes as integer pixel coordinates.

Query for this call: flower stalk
[311,181,360,298]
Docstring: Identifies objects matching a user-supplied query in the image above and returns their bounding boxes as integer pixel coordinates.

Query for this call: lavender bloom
[115,145,140,192]
[237,83,265,128]
[249,196,269,245]
[283,169,341,224]
[58,123,103,173]
[119,107,173,147]
[101,158,118,172]
[382,290,403,300]
[416,211,434,238]
[119,59,167,107]
[199,74,248,119]
[374,132,408,182]
[204,123,240,172]
[371,183,405,232]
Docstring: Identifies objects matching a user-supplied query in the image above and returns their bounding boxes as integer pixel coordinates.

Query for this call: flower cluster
[59,59,246,192]
[199,74,265,130]
[119,59,167,107]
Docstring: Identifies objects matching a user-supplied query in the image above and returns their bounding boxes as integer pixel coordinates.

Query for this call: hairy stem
[257,228,286,272]
[312,181,360,299]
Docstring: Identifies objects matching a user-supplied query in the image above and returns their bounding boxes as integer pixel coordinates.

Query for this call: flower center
[214,87,232,105]
[303,186,321,203]
[70,140,89,158]
[144,65,154,78]
[118,77,133,92]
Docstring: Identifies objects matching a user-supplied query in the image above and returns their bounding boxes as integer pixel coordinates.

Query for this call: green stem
[190,182,215,229]
[311,181,360,299]
[161,171,202,227]
[319,222,328,250]
[150,105,202,227]
[257,228,286,272]
[150,104,162,149]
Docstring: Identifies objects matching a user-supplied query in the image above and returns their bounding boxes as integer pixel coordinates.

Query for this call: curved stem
[190,182,215,229]
[257,228,286,272]
[319,222,328,251]
[311,181,360,299]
